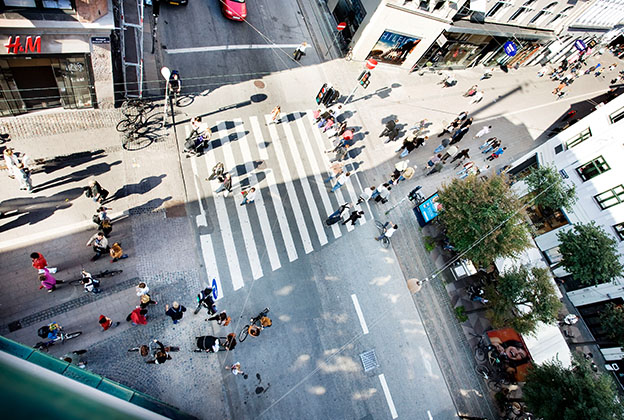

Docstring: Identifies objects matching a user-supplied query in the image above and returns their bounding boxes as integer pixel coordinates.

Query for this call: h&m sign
[4,36,42,54]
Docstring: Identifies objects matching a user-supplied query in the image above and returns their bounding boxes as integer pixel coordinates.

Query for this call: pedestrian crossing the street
[186,110,371,299]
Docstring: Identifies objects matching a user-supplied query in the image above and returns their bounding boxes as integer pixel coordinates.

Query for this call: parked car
[221,0,247,21]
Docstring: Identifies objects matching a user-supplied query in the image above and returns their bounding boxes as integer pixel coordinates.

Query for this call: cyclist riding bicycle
[46,322,61,341]
[249,315,272,337]
[375,222,398,242]
[168,70,181,97]
[197,287,217,314]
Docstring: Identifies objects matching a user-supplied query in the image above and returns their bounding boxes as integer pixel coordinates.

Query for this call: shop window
[595,185,624,210]
[566,128,591,148]
[614,222,624,241]
[508,0,536,21]
[576,156,610,181]
[609,107,624,124]
[549,6,572,24]
[526,204,569,236]
[42,0,72,8]
[529,2,556,24]
[4,0,37,6]
[543,246,562,265]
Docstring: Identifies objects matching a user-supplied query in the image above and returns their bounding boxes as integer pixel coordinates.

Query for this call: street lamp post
[161,66,171,128]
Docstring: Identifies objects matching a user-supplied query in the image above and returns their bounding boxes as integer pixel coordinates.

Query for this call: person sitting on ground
[110,242,128,262]
[86,231,109,261]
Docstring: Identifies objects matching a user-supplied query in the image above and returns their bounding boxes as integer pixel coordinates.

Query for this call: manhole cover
[254,80,265,89]
[360,349,379,372]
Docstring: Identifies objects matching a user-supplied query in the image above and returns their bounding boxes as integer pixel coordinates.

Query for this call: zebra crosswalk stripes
[187,110,371,298]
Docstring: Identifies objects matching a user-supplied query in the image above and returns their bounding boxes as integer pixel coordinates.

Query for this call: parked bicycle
[239,308,271,342]
[34,323,82,351]
[117,98,161,151]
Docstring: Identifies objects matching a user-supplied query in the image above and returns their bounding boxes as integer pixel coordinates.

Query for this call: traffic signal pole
[345,59,376,104]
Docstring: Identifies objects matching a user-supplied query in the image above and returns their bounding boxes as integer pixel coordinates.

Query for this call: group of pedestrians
[3,147,33,193]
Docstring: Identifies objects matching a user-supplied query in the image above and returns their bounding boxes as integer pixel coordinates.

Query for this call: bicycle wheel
[475,346,487,363]
[122,132,153,151]
[260,308,270,316]
[475,364,490,379]
[374,220,385,231]
[116,119,133,133]
[381,237,390,249]
[68,278,84,286]
[487,379,503,392]
[239,325,250,342]
[65,331,82,340]
[194,303,203,315]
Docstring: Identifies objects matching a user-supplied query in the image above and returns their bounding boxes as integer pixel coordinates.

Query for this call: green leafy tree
[599,303,624,347]
[524,355,624,420]
[486,266,561,335]
[437,174,531,266]
[525,164,577,212]
[557,222,624,286]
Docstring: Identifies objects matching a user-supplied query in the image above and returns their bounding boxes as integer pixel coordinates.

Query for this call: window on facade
[3,0,37,6]
[595,185,624,210]
[543,246,563,264]
[614,223,624,241]
[42,0,72,9]
[433,0,445,11]
[577,156,610,181]
[509,0,536,21]
[566,128,591,148]
[486,1,509,17]
[609,107,624,124]
[549,6,573,24]
[529,2,556,24]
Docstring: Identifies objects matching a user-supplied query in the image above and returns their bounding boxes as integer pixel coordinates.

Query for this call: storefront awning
[523,322,572,368]
[448,19,555,40]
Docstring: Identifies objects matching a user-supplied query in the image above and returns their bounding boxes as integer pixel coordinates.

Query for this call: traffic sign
[503,41,517,57]
[366,58,378,70]
[574,39,587,52]
[211,278,218,300]
[337,22,347,31]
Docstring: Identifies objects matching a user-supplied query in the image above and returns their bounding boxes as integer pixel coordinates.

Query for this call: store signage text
[5,36,42,54]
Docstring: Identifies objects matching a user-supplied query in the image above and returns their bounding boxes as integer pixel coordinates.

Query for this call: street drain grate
[360,349,379,372]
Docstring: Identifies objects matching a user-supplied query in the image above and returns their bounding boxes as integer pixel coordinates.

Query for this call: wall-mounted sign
[91,37,110,45]
[5,36,41,54]
[504,41,517,57]
[367,30,422,66]
[574,39,587,52]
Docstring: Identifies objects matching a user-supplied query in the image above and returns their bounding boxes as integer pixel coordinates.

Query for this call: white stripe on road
[351,294,368,335]
[281,120,328,247]
[166,44,301,54]
[265,115,314,254]
[190,152,223,300]
[427,410,433,419]
[205,122,245,290]
[378,374,398,419]
[232,118,281,272]
[249,116,298,262]
[294,113,341,238]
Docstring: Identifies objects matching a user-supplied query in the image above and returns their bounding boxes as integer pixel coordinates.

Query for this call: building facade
[336,0,624,71]
[0,0,115,116]
[509,94,624,389]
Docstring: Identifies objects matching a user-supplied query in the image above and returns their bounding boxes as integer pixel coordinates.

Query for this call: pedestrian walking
[110,242,129,262]
[30,252,57,274]
[441,145,459,163]
[342,210,364,226]
[99,314,120,331]
[438,120,458,137]
[84,180,109,203]
[357,186,376,204]
[425,153,442,169]
[449,127,469,146]
[330,171,351,192]
[81,270,101,294]
[470,91,484,104]
[226,362,246,377]
[327,121,348,138]
[326,203,351,226]
[434,138,450,154]
[3,148,20,179]
[450,148,470,164]
[473,125,492,139]
[375,222,397,241]
[136,282,150,297]
[426,161,444,176]
[86,231,109,261]
[140,294,158,309]
[146,340,172,364]
[206,311,231,326]
[486,147,507,161]
[195,335,220,353]
[478,137,498,151]
[60,350,88,368]
[481,139,501,154]
[38,268,57,293]
[16,163,33,192]
[165,302,187,324]
[329,144,350,162]
[293,41,309,61]
[240,187,257,206]
[324,162,344,184]
[396,137,416,157]
[126,307,148,325]
[224,333,237,351]
[460,117,474,130]
[457,111,468,121]
[270,106,281,124]
[374,183,391,203]
[380,119,399,138]
[93,206,112,237]
[414,135,427,149]
[215,172,233,197]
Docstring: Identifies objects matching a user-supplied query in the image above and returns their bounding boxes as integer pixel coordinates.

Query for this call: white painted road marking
[351,294,368,335]
[166,44,300,54]
[378,374,398,419]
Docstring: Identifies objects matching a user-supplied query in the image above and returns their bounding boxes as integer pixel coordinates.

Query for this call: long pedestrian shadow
[108,175,167,202]
[31,150,108,175]
[348,83,402,104]
[0,187,83,232]
[173,93,268,126]
[31,161,123,193]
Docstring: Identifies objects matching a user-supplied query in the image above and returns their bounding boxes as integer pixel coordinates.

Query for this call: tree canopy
[486,266,561,335]
[437,174,531,266]
[524,164,577,212]
[524,355,624,420]
[599,303,624,347]
[557,222,624,286]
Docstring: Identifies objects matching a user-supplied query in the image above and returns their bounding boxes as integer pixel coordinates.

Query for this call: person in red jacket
[30,252,57,274]
[98,315,120,331]
[126,308,148,326]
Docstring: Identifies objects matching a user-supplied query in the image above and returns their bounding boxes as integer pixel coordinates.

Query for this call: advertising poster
[486,328,532,381]
[367,31,421,66]
[418,192,442,224]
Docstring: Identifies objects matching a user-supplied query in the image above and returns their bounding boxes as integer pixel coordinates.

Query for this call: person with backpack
[207,311,231,326]
[146,340,172,364]
[84,180,109,203]
[196,287,217,315]
[98,314,120,331]
[93,206,112,237]
[80,270,101,294]
[165,301,186,324]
